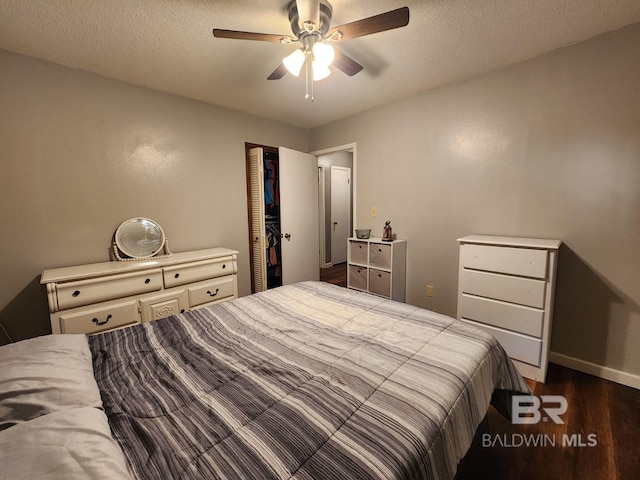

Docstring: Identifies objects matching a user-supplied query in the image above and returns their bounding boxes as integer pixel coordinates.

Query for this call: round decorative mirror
[113,217,171,261]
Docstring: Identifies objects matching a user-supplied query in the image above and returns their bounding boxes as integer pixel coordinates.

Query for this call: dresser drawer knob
[174,273,180,279]
[206,288,220,298]
[72,290,81,297]
[92,314,112,326]
[222,264,226,269]
[144,278,151,284]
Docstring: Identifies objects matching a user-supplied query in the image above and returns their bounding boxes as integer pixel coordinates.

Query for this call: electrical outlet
[426,285,434,297]
[371,207,377,217]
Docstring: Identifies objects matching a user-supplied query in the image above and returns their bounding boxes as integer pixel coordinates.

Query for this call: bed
[0,281,529,479]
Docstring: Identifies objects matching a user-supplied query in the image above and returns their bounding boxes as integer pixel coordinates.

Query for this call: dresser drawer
[349,241,368,265]
[461,319,542,366]
[461,244,548,279]
[348,265,368,290]
[188,276,236,307]
[139,289,189,322]
[369,268,391,297]
[164,257,235,288]
[369,243,391,269]
[57,269,163,310]
[58,301,139,335]
[461,269,546,308]
[460,293,544,338]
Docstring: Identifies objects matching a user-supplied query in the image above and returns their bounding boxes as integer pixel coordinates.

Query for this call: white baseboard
[549,351,640,390]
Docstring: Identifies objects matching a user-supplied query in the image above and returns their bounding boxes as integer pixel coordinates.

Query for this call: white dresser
[347,237,407,302]
[457,235,561,382]
[41,248,238,335]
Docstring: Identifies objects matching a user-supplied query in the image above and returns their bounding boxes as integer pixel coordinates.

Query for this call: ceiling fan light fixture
[312,42,335,68]
[283,48,306,76]
[312,63,331,81]
[214,2,410,96]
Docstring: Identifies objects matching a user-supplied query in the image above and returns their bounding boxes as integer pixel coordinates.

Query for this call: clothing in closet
[264,157,280,217]
[265,222,281,268]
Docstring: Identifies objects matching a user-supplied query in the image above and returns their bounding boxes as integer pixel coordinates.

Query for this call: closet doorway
[245,143,320,293]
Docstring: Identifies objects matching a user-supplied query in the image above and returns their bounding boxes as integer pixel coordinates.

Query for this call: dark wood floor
[319,262,347,287]
[457,363,640,480]
[319,264,640,479]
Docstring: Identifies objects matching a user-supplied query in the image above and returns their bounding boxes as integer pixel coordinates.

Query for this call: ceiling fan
[213,0,409,98]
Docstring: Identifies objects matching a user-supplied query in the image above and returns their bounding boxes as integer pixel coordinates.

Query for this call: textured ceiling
[1,0,640,128]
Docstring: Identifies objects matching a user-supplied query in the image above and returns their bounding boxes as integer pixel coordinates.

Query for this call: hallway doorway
[315,144,356,270]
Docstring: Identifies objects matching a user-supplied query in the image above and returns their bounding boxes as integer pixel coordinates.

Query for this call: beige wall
[0,49,307,343]
[2,23,639,379]
[310,24,640,376]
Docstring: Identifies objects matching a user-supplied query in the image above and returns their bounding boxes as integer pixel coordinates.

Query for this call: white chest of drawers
[41,248,238,335]
[457,235,561,382]
[347,237,407,302]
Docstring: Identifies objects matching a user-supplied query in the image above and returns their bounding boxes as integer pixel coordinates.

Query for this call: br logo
[511,395,568,424]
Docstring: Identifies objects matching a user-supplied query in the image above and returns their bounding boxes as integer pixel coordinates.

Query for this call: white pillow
[0,334,103,429]
[0,407,133,480]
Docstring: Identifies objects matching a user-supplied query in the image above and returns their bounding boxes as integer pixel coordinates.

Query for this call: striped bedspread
[89,281,529,480]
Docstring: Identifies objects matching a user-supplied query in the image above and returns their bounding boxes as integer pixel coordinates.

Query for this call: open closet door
[278,147,320,284]
[248,147,267,292]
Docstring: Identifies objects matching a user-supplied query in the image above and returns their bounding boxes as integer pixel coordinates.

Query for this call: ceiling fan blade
[333,49,363,76]
[213,29,292,43]
[327,7,409,41]
[267,63,288,80]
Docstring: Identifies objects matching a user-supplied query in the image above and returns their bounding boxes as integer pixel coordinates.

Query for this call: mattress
[89,281,529,479]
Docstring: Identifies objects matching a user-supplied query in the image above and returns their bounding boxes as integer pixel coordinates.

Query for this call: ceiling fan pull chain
[310,63,315,102]
[305,54,310,99]
[305,50,314,101]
